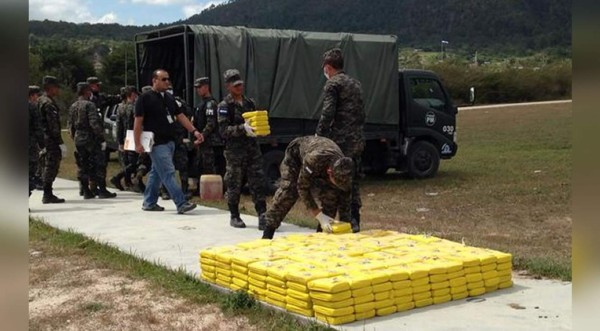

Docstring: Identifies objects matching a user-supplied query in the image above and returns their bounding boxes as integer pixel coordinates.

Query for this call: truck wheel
[262,150,284,195]
[407,141,440,179]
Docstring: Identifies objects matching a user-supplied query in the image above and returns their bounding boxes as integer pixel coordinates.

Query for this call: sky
[29,0,228,26]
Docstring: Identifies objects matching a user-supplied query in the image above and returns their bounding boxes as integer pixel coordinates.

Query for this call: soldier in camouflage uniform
[192,77,220,187]
[218,69,268,229]
[130,85,154,193]
[68,82,112,199]
[38,76,66,203]
[110,86,139,191]
[29,85,45,197]
[261,136,354,239]
[163,92,193,199]
[316,48,366,233]
[86,76,121,196]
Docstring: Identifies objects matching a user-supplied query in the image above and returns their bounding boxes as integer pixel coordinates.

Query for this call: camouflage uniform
[68,96,104,198]
[264,136,352,230]
[193,95,220,175]
[112,98,138,188]
[89,87,121,186]
[172,96,193,195]
[316,70,365,229]
[38,92,64,197]
[218,93,267,224]
[29,91,45,196]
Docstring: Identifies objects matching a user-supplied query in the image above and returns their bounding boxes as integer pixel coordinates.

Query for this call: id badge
[166,115,174,124]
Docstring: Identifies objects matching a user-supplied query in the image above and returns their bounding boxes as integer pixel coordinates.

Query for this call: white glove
[59,144,67,158]
[243,120,256,137]
[315,212,334,233]
[101,142,107,151]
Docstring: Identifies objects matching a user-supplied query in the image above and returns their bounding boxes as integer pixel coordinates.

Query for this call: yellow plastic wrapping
[310,290,352,302]
[452,291,469,300]
[308,276,351,293]
[481,263,497,272]
[267,284,287,296]
[447,269,465,279]
[430,274,448,283]
[232,270,247,280]
[332,222,352,234]
[377,305,398,316]
[412,284,431,294]
[449,276,467,287]
[286,281,308,293]
[248,285,266,296]
[412,291,432,301]
[372,282,393,293]
[315,313,356,325]
[351,286,373,298]
[355,309,376,320]
[287,288,311,301]
[202,265,216,273]
[392,280,412,290]
[216,274,231,283]
[241,110,268,119]
[214,261,231,270]
[482,270,498,280]
[286,296,312,309]
[467,281,485,290]
[499,280,514,289]
[497,262,512,271]
[286,304,313,317]
[264,297,286,309]
[394,287,413,298]
[232,277,248,289]
[215,279,230,288]
[433,288,450,297]
[265,276,286,288]
[451,285,467,294]
[374,291,391,301]
[465,273,483,283]
[287,269,342,285]
[231,264,248,274]
[497,268,512,277]
[469,287,486,296]
[248,271,267,282]
[354,301,376,313]
[266,290,287,303]
[397,301,416,312]
[485,278,500,287]
[499,275,512,283]
[415,298,433,308]
[395,295,413,305]
[313,305,354,317]
[433,294,452,304]
[312,297,354,309]
[411,277,429,287]
[374,299,395,309]
[200,257,215,266]
[353,293,375,305]
[464,266,481,274]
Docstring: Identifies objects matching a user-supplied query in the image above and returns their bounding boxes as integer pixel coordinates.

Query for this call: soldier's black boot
[350,204,361,233]
[255,201,267,231]
[229,203,246,228]
[42,184,65,204]
[80,178,95,200]
[97,180,117,199]
[110,175,125,191]
[77,177,84,196]
[181,176,191,200]
[262,226,276,240]
[89,181,98,197]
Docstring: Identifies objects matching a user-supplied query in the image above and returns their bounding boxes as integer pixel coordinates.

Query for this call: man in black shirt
[133,69,204,214]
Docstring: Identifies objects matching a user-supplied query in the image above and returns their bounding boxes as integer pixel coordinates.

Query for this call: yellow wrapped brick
[374,291,391,301]
[413,291,432,301]
[232,277,248,289]
[287,281,308,293]
[235,239,272,250]
[497,268,512,277]
[499,275,512,283]
[464,266,482,274]
[394,287,413,297]
[267,283,287,296]
[467,281,485,290]
[388,268,410,282]
[248,285,266,296]
[355,309,376,320]
[286,296,312,309]
[312,297,354,309]
[415,298,434,308]
[452,291,469,300]
[449,276,467,287]
[430,273,448,283]
[241,110,268,120]
[433,288,451,297]
[286,304,313,317]
[287,288,311,301]
[411,277,429,287]
[215,278,230,288]
[397,301,416,312]
[202,264,216,273]
[200,245,237,259]
[485,277,500,287]
[377,305,398,316]
[372,282,393,293]
[310,290,352,302]
[214,261,231,270]
[497,262,512,271]
[482,270,498,280]
[201,274,215,282]
[200,257,215,266]
[451,285,467,294]
[315,313,356,325]
[433,294,452,305]
[395,295,413,305]
[231,264,248,274]
[331,222,352,234]
[481,263,497,272]
[412,284,431,294]
[499,280,513,289]
[248,118,269,127]
[313,305,354,317]
[469,287,486,296]
[308,276,351,293]
[231,270,247,280]
[248,271,267,282]
[351,286,373,298]
[287,269,342,285]
[354,301,376,313]
[248,259,287,276]
[266,290,287,303]
[265,276,286,288]
[354,293,374,305]
[465,273,483,283]
[486,285,499,293]
[374,299,395,309]
[216,273,231,283]
[392,280,412,290]
[264,297,286,309]
[447,269,466,279]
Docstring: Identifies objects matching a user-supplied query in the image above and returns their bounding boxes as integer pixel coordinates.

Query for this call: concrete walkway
[29,178,572,331]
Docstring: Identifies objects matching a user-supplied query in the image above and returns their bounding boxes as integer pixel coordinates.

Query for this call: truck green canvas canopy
[137,25,399,125]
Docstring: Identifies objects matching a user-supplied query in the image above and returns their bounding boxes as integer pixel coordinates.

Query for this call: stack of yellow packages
[242,110,270,136]
[199,245,238,287]
[308,275,356,324]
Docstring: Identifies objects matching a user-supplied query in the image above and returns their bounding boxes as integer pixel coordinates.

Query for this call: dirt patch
[29,248,256,331]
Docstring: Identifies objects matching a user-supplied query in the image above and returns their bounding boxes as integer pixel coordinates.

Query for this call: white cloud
[96,12,118,24]
[131,0,189,5]
[29,0,123,24]
[183,1,225,18]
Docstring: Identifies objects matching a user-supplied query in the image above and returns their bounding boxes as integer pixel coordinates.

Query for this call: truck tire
[407,140,440,179]
[262,150,285,195]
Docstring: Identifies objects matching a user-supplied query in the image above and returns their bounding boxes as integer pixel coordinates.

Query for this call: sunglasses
[161,77,170,82]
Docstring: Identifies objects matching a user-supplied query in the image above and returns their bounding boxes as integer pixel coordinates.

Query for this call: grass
[29,218,334,331]
[57,102,572,281]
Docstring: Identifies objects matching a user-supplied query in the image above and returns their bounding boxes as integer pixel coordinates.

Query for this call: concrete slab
[29,178,572,331]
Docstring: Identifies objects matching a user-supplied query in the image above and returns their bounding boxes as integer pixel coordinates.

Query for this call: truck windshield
[410,78,447,112]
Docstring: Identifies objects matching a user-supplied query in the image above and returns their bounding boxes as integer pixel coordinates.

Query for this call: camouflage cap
[331,157,354,192]
[42,76,59,87]
[141,85,152,93]
[193,77,210,87]
[223,69,243,86]
[76,82,90,95]
[86,76,102,85]
[28,85,41,96]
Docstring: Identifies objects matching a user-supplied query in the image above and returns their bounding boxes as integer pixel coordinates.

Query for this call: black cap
[76,82,90,95]
[223,69,243,86]
[42,76,59,88]
[29,85,41,96]
[86,76,102,85]
[194,77,210,87]
[331,157,354,192]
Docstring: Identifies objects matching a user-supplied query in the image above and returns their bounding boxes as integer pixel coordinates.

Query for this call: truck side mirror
[469,87,475,104]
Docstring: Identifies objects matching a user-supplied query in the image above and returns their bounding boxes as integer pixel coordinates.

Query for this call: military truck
[134,25,457,183]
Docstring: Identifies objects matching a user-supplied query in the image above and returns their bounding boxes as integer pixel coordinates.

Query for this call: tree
[100,42,137,93]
